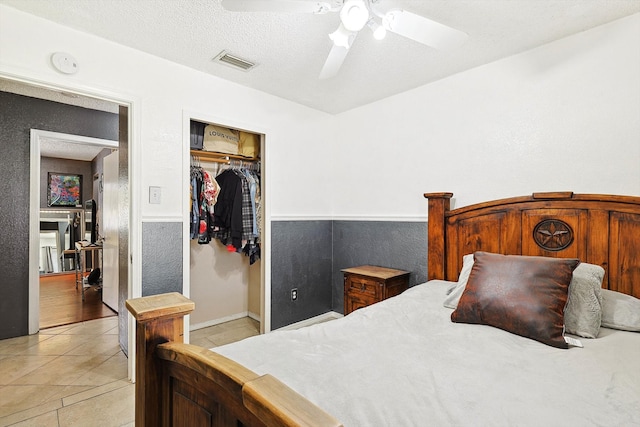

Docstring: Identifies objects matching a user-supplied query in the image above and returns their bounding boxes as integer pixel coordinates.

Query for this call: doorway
[0,81,131,342]
[183,111,272,336]
[1,76,137,378]
[32,130,119,329]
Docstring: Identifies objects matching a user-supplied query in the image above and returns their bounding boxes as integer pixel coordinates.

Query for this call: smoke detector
[51,52,79,75]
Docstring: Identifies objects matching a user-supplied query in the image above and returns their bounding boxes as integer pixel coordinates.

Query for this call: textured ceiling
[40,137,112,161]
[0,79,120,114]
[2,0,639,114]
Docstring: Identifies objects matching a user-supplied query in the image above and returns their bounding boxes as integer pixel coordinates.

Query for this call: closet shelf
[190,150,258,164]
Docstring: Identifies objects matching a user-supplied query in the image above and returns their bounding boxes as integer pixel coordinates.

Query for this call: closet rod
[192,155,230,165]
[190,149,258,163]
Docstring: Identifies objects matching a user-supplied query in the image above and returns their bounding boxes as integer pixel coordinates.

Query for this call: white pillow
[601,289,640,332]
[564,263,604,338]
[443,254,474,309]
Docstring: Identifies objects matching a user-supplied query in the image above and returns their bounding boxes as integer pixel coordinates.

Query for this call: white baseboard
[276,311,343,331]
[191,310,342,332]
[190,310,260,331]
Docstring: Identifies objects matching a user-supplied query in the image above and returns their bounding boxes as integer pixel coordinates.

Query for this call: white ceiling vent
[213,50,257,71]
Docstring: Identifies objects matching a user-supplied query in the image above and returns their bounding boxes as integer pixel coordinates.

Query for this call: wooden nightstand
[342,265,410,315]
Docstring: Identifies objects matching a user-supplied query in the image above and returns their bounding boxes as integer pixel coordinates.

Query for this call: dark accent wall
[142,222,183,296]
[117,106,130,354]
[331,221,428,313]
[0,91,118,340]
[270,220,427,328]
[271,221,333,329]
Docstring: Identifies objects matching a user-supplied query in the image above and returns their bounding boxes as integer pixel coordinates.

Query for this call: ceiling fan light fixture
[367,19,386,40]
[340,0,369,31]
[329,24,355,49]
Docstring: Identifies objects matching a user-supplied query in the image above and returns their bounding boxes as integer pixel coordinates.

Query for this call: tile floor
[189,316,260,348]
[0,316,260,427]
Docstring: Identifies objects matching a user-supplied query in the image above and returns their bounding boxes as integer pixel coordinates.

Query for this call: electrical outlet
[291,288,298,301]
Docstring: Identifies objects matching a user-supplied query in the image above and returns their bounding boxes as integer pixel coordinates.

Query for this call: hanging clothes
[190,166,202,240]
[211,168,243,249]
[190,157,261,264]
[239,168,261,264]
[190,164,220,244]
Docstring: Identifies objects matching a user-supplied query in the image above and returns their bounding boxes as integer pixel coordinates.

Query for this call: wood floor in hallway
[39,273,116,329]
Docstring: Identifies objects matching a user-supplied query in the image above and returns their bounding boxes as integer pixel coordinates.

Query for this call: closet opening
[187,119,265,345]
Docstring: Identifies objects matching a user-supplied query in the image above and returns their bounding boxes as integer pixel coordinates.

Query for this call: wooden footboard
[126,292,342,427]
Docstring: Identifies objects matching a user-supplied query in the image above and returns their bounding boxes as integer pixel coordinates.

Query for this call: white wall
[0,4,335,334]
[0,5,335,220]
[332,13,640,217]
[3,7,639,301]
[4,6,637,223]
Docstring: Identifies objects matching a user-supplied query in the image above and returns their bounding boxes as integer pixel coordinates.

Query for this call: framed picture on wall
[48,173,82,207]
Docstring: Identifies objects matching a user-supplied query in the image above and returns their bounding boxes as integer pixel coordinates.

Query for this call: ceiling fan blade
[221,0,332,13]
[384,9,467,50]
[319,44,350,80]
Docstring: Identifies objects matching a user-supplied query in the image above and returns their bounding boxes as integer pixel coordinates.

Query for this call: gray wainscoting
[270,219,428,328]
[271,221,333,330]
[142,222,183,296]
[331,221,428,313]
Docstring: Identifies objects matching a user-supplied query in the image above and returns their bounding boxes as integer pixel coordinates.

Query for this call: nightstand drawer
[345,292,376,314]
[345,276,381,298]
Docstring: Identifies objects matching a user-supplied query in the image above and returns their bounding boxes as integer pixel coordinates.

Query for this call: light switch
[149,186,161,204]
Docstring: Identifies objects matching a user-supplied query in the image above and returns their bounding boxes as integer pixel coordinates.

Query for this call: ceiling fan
[220,0,468,79]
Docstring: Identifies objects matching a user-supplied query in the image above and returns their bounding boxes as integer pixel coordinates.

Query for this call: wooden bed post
[126,292,195,427]
[424,192,453,280]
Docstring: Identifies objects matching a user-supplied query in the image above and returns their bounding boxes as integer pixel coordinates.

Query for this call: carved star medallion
[533,219,573,251]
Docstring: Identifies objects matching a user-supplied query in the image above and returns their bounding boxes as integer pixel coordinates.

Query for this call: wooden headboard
[424,192,640,299]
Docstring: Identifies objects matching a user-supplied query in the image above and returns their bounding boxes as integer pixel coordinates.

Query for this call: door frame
[29,129,118,332]
[2,71,142,380]
[182,110,272,335]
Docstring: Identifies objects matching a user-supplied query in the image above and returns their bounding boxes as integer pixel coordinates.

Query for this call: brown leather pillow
[451,252,580,348]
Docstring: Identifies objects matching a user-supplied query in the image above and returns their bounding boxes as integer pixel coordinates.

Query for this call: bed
[126,191,640,427]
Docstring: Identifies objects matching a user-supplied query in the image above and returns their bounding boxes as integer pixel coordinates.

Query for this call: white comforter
[214,280,640,427]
